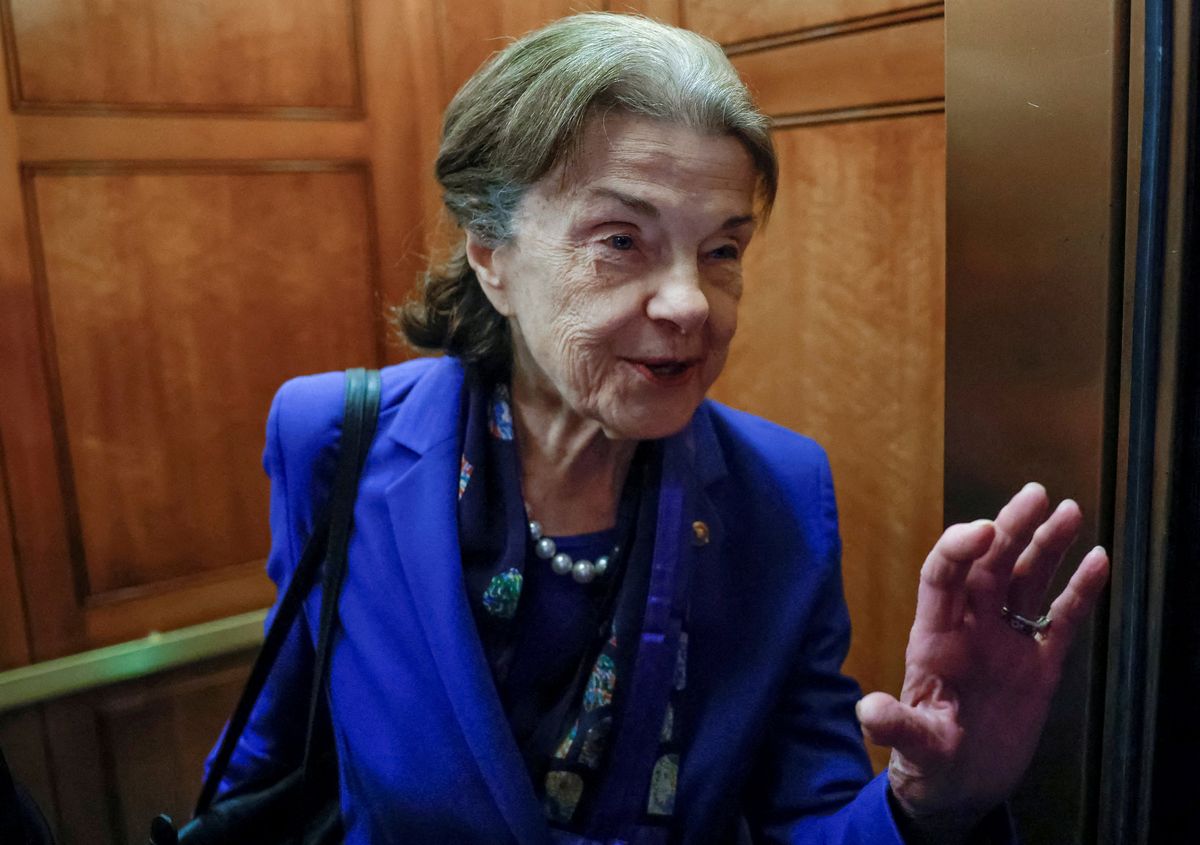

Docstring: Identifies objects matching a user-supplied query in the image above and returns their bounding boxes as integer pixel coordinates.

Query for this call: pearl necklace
[527,519,617,584]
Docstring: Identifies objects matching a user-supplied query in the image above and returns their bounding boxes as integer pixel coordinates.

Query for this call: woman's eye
[606,234,636,251]
[710,244,741,260]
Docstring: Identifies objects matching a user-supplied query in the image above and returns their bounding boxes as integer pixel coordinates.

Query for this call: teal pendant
[482,567,523,619]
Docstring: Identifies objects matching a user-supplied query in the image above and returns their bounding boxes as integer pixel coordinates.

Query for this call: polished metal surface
[1101,0,1196,842]
[945,1,1129,842]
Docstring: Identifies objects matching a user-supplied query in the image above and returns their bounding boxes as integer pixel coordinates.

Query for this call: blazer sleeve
[202,376,337,800]
[740,454,1018,845]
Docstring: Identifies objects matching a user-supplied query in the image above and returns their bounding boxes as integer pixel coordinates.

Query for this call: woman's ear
[465,232,512,316]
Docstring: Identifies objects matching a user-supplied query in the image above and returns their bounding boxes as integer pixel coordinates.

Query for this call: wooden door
[0,0,429,663]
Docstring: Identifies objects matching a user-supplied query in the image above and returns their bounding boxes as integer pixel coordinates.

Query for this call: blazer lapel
[382,360,549,845]
[673,404,729,562]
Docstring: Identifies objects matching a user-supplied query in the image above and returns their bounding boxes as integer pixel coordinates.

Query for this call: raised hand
[855,483,1110,835]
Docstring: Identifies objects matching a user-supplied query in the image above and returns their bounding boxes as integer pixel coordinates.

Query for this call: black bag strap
[195,368,382,815]
[303,367,381,777]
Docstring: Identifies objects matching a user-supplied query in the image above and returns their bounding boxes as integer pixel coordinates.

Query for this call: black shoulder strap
[195,368,382,815]
[303,368,381,774]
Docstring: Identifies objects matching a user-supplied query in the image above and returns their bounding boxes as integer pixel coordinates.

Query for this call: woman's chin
[598,402,700,442]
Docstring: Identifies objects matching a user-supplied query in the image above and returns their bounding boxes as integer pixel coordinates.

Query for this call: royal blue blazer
[209,356,910,844]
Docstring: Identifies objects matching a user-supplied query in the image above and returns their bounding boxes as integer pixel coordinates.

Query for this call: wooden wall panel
[710,113,945,768]
[0,444,31,671]
[26,165,378,599]
[0,30,41,671]
[685,0,929,45]
[435,0,606,108]
[730,17,943,120]
[3,0,362,115]
[95,658,251,842]
[360,0,445,328]
[43,651,252,845]
[14,116,370,162]
[606,0,681,25]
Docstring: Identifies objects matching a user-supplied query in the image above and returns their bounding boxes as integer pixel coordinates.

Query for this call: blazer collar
[384,356,465,455]
[675,399,729,491]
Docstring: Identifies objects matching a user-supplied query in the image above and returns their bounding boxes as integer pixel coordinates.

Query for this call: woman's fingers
[857,692,956,767]
[1005,499,1083,615]
[965,483,1050,618]
[914,520,996,633]
[1044,546,1110,663]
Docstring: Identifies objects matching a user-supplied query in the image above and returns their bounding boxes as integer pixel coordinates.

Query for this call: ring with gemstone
[1001,605,1052,637]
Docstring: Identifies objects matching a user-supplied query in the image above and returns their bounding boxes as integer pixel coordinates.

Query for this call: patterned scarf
[456,379,687,836]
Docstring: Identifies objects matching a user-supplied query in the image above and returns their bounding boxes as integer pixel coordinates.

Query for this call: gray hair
[396,12,777,380]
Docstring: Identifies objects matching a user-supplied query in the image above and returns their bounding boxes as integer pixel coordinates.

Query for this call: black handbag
[150,368,382,845]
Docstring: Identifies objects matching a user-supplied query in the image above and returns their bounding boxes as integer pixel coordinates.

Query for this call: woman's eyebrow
[588,187,659,218]
[723,214,756,229]
[586,187,756,229]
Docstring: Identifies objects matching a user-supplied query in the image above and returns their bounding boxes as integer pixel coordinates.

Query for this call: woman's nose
[645,261,709,335]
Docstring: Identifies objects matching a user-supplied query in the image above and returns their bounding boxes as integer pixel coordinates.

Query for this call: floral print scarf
[456,379,687,837]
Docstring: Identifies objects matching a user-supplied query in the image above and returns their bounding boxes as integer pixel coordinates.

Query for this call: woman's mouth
[627,357,700,387]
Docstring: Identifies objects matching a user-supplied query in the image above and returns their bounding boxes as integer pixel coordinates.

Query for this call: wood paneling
[0,443,31,671]
[605,0,681,25]
[4,0,362,115]
[359,0,446,325]
[43,651,252,844]
[95,658,251,842]
[0,52,39,671]
[685,0,933,45]
[730,16,943,119]
[25,164,378,598]
[710,113,945,769]
[16,115,368,162]
[434,0,606,106]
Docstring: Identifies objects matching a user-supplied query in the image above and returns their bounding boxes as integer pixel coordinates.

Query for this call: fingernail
[1092,545,1106,556]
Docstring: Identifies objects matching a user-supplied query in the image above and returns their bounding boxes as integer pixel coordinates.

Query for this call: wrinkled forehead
[544,113,758,209]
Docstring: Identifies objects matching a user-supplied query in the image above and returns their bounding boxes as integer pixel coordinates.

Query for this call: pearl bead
[525,510,617,582]
[572,560,596,584]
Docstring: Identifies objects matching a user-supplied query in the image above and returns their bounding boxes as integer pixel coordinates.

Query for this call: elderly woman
[205,12,1109,845]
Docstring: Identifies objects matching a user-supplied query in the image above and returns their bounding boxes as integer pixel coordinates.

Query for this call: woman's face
[469,113,759,440]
